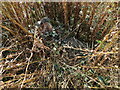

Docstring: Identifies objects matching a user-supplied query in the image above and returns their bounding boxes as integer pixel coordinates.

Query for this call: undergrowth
[0,2,119,89]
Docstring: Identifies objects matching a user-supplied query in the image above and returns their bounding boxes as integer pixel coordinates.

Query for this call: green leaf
[96,40,102,43]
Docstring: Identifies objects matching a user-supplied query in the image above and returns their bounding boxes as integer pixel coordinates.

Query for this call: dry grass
[0,2,119,89]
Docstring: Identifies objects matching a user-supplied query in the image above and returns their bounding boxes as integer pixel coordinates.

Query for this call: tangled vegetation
[0,2,119,89]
